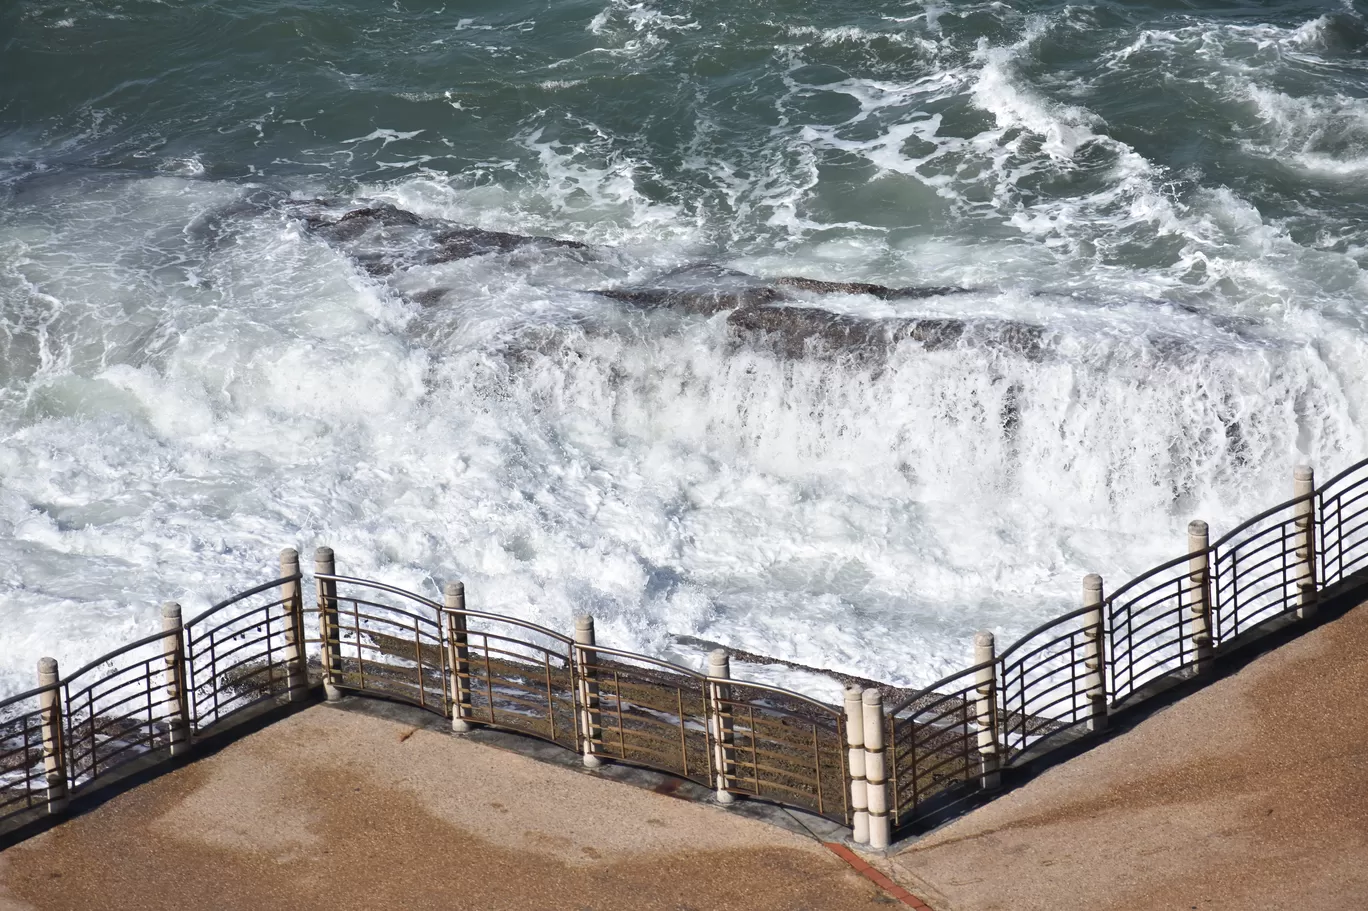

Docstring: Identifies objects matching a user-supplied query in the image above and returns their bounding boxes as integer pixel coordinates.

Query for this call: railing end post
[1187,520,1215,673]
[37,657,68,815]
[161,602,191,757]
[861,687,889,849]
[314,547,343,702]
[1294,465,1318,621]
[708,649,735,804]
[843,684,869,845]
[574,615,603,768]
[972,632,1001,791]
[1083,574,1108,733]
[444,581,473,733]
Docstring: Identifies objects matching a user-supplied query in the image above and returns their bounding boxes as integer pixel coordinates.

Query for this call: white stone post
[280,548,308,702]
[708,649,735,804]
[1082,574,1107,732]
[1188,520,1214,671]
[161,602,190,757]
[844,684,869,845]
[445,581,473,733]
[574,616,602,769]
[1294,465,1318,620]
[37,658,67,814]
[315,547,343,702]
[862,688,889,849]
[974,631,1001,790]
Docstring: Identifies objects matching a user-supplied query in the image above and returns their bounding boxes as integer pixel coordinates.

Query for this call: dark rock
[773,277,972,299]
[726,306,1046,360]
[300,202,591,274]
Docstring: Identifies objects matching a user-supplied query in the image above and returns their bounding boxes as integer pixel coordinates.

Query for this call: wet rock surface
[727,305,1048,360]
[300,202,589,276]
[295,202,1046,362]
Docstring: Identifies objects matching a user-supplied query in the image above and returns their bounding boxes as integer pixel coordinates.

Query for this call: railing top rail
[1315,454,1368,493]
[0,680,59,712]
[888,657,995,717]
[1212,492,1312,550]
[186,573,303,628]
[316,574,444,612]
[710,677,843,716]
[574,643,708,680]
[996,603,1097,664]
[60,628,179,687]
[1105,549,1202,607]
[439,606,574,646]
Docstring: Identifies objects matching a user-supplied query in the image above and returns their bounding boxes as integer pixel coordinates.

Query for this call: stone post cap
[1188,519,1208,537]
[444,580,465,597]
[574,615,595,631]
[37,657,59,678]
[1294,464,1314,482]
[862,687,883,706]
[280,547,299,564]
[314,546,335,561]
[974,629,996,648]
[1083,573,1103,592]
[162,601,182,621]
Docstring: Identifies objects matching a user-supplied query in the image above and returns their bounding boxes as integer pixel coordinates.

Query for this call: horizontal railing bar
[60,629,179,686]
[317,575,444,611]
[186,574,302,627]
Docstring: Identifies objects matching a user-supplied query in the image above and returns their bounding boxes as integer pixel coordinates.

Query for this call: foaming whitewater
[4,0,1368,701]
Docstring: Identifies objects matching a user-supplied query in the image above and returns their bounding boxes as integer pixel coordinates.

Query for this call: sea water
[3,0,1368,700]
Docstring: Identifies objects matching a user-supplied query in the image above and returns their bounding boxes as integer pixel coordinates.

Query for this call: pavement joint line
[823,842,935,909]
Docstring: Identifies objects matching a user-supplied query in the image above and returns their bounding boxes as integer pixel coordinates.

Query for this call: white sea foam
[2,164,1365,701]
[4,5,1368,706]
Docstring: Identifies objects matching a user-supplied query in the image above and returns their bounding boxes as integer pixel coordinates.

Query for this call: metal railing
[716,680,848,823]
[1106,552,1202,708]
[0,684,59,827]
[1212,496,1309,643]
[61,629,185,791]
[887,662,991,829]
[579,645,713,788]
[185,574,304,733]
[448,607,578,752]
[1318,459,1368,588]
[7,455,1368,842]
[997,605,1100,763]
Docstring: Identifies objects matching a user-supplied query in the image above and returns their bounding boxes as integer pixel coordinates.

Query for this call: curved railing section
[61,629,186,791]
[886,661,992,829]
[0,683,60,827]
[1212,495,1310,643]
[1106,552,1201,708]
[713,678,848,823]
[445,605,578,752]
[185,573,305,734]
[997,605,1100,763]
[7,454,1368,842]
[1318,459,1368,588]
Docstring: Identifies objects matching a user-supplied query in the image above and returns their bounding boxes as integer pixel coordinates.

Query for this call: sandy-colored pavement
[0,706,888,911]
[886,601,1368,911]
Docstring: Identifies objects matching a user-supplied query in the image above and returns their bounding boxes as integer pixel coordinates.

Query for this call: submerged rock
[772,276,972,300]
[726,305,1047,360]
[301,202,589,276]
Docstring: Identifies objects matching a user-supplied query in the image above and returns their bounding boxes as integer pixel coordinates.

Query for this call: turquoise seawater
[2,1,1368,697]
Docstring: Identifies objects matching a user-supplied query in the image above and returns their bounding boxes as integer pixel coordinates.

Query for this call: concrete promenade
[883,598,1368,911]
[0,705,888,911]
[2,602,1365,910]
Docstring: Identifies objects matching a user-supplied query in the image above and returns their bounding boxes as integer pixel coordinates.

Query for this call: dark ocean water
[3,0,1368,697]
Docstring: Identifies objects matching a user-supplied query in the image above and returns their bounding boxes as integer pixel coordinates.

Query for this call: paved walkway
[884,600,1368,911]
[0,706,889,911]
[4,605,1365,910]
